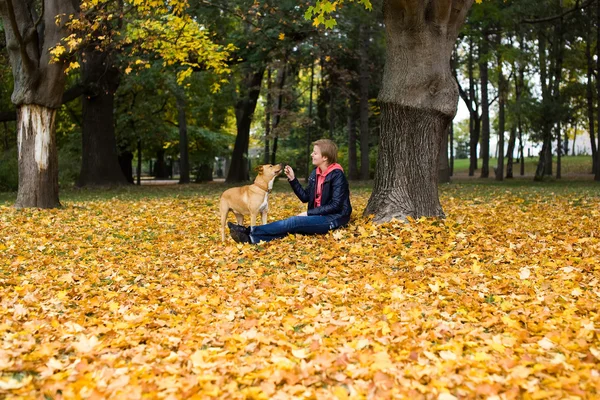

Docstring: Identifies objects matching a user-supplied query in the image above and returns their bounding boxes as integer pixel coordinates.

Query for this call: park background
[0,0,599,399]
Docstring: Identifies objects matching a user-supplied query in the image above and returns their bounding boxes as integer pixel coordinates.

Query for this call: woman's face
[311,145,328,168]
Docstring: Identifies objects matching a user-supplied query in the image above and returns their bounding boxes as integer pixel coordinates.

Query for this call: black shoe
[227,222,250,235]
[229,228,251,244]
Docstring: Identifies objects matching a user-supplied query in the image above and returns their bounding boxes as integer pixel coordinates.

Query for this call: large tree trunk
[359,24,370,180]
[365,0,473,222]
[77,48,127,186]
[0,0,75,208]
[479,35,490,178]
[227,67,265,182]
[15,105,60,208]
[176,94,190,184]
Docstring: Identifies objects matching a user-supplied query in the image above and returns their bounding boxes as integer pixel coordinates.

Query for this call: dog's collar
[255,181,271,193]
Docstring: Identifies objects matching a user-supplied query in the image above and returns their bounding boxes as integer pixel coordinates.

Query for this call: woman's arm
[287,166,313,203]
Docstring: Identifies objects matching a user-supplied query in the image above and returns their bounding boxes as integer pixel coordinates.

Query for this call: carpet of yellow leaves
[1,185,599,399]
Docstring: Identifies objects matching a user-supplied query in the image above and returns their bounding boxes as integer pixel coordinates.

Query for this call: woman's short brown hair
[313,139,338,165]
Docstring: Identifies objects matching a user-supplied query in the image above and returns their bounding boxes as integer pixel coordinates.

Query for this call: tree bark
[227,66,265,182]
[15,105,60,208]
[176,93,190,184]
[77,47,127,186]
[0,0,75,208]
[439,124,451,183]
[365,0,473,222]
[359,24,370,180]
[480,35,490,178]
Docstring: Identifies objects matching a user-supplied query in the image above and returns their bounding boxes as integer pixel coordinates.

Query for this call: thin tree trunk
[365,0,473,222]
[535,29,552,180]
[347,98,359,180]
[519,129,525,176]
[306,60,315,181]
[596,0,600,180]
[480,35,490,178]
[227,67,265,182]
[468,35,480,176]
[517,35,526,177]
[450,122,454,176]
[3,122,8,151]
[329,77,335,140]
[136,138,142,185]
[571,123,577,156]
[176,94,190,184]
[359,24,370,180]
[496,34,505,181]
[264,67,271,164]
[271,64,287,165]
[586,20,597,172]
[554,5,564,180]
[506,127,516,179]
[557,122,562,179]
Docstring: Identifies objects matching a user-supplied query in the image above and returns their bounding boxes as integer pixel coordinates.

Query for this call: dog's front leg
[250,213,257,228]
[261,211,267,225]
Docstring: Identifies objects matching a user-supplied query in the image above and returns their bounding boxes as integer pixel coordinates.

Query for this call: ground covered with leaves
[1,181,599,399]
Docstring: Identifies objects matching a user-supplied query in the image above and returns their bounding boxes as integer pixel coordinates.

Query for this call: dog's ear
[254,165,264,174]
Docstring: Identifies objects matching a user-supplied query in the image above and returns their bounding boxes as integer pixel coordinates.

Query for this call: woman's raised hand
[285,165,295,181]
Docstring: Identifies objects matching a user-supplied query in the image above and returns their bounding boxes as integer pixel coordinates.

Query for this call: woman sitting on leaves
[228,139,352,244]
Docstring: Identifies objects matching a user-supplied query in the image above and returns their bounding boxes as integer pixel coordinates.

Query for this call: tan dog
[220,163,284,241]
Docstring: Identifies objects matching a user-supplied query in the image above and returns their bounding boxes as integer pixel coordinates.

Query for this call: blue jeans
[249,215,349,243]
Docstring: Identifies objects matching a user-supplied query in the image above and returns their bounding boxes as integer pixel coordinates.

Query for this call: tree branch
[449,0,475,38]
[522,0,593,24]
[4,0,34,71]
